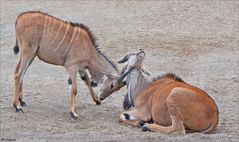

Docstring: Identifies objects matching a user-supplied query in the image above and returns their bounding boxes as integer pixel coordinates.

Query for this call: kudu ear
[118,54,130,64]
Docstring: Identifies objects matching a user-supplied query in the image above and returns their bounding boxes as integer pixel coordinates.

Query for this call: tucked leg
[142,91,186,134]
[79,71,101,105]
[119,108,151,127]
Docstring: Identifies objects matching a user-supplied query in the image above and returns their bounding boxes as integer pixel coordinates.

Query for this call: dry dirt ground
[0,1,238,142]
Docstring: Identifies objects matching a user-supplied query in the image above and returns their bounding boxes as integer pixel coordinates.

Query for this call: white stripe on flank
[46,16,51,38]
[43,15,48,36]
[64,27,80,55]
[54,22,70,51]
[47,17,55,38]
[52,20,63,44]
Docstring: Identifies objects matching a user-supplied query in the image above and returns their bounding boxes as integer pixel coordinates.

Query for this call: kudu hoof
[70,112,78,120]
[13,104,24,113]
[139,121,145,127]
[15,107,24,113]
[95,100,101,105]
[141,126,150,132]
[20,101,27,107]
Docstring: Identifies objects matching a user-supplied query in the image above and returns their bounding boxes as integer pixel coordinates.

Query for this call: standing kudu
[13,11,119,119]
[99,49,219,134]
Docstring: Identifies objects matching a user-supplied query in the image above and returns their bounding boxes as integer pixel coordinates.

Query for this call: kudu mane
[153,73,185,83]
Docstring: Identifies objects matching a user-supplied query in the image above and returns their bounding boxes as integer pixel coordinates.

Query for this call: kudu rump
[13,11,119,119]
[100,49,218,134]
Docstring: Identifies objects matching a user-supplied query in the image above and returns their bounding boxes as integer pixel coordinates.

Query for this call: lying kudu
[13,11,119,119]
[99,49,219,134]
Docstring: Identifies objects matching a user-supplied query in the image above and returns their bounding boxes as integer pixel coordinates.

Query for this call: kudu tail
[13,39,19,55]
[13,18,20,55]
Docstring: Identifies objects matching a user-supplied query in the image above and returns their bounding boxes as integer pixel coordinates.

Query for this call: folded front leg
[119,108,151,127]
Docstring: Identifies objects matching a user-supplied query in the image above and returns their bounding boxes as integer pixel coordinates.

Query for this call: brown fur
[153,73,185,83]
[112,51,219,134]
[12,11,118,118]
[124,76,219,134]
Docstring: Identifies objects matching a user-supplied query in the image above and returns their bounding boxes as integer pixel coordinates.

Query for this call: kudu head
[98,72,125,101]
[99,49,146,101]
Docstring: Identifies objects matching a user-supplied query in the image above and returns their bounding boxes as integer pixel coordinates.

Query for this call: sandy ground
[0,1,238,142]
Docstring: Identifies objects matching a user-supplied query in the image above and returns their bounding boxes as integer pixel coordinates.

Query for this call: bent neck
[127,69,152,105]
[89,51,118,83]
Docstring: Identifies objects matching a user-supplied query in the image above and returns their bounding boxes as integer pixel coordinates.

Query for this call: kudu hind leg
[66,66,78,119]
[79,71,101,105]
[142,93,186,134]
[13,50,36,112]
[142,112,185,134]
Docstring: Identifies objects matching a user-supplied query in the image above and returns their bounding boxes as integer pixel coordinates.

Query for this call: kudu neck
[89,51,118,82]
[127,69,152,104]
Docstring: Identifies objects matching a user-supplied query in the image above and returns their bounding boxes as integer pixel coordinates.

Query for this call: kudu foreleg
[79,71,101,105]
[119,109,151,128]
[66,66,78,119]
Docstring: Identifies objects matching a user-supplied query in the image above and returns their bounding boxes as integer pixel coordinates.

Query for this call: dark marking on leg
[80,76,86,81]
[90,81,97,87]
[68,78,72,85]
[123,113,130,120]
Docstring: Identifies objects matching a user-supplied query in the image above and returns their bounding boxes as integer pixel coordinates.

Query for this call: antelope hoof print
[70,112,78,120]
[141,126,150,132]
